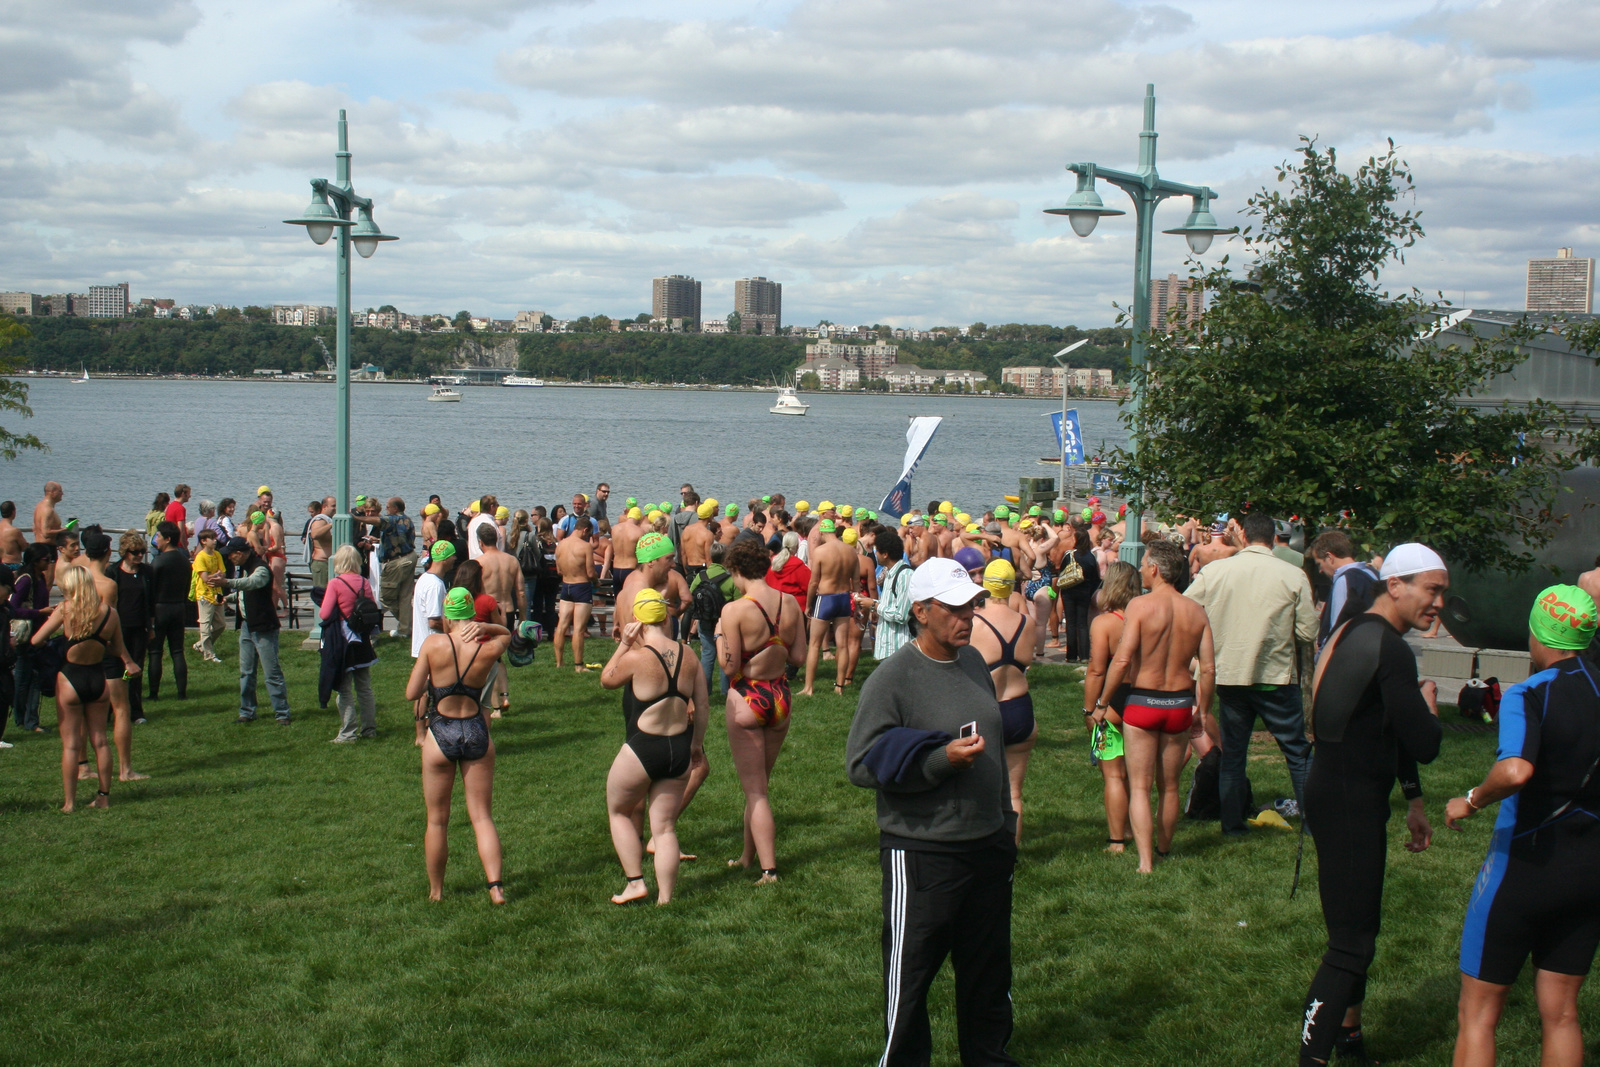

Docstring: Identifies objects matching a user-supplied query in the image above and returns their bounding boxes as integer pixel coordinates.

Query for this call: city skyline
[0,1,1595,328]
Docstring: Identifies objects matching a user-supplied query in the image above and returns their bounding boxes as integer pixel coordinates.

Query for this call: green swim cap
[994,505,1011,520]
[430,540,456,562]
[726,503,738,517]
[659,502,672,515]
[818,518,836,533]
[636,531,674,564]
[1028,505,1042,516]
[626,497,637,508]
[761,495,771,503]
[443,587,475,620]
[1530,584,1598,650]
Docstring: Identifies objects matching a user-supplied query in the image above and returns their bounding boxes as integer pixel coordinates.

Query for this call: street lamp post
[1046,84,1235,564]
[282,109,397,551]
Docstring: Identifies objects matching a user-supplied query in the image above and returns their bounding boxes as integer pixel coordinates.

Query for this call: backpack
[516,535,541,579]
[338,575,385,636]
[1054,553,1085,591]
[1183,747,1253,820]
[690,566,729,630]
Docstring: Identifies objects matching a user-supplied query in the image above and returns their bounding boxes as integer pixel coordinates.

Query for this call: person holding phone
[846,557,1019,1067]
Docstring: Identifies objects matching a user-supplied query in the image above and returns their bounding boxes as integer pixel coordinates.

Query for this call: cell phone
[959,721,977,739]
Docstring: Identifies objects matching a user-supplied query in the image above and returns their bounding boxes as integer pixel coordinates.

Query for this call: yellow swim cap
[627,507,643,520]
[632,588,669,624]
[982,559,1016,597]
[839,505,854,519]
[705,498,719,511]
[795,501,810,513]
[842,528,859,545]
[471,500,481,513]
[495,506,509,520]
[696,502,715,519]
[956,512,971,525]
[256,485,271,496]
[965,523,980,533]
[423,503,440,516]
[940,501,954,514]
[818,500,835,513]
[646,510,663,522]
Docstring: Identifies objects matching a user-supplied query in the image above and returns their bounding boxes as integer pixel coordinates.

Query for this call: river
[2,378,1130,529]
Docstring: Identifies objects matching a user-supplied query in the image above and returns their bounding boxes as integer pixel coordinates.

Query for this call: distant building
[272,304,336,326]
[1148,273,1203,333]
[0,292,41,317]
[734,276,782,334]
[941,369,987,389]
[652,274,702,328]
[795,356,859,390]
[884,364,938,392]
[513,310,547,332]
[86,283,129,318]
[1000,365,1113,396]
[805,342,898,380]
[701,319,728,334]
[1528,248,1594,314]
[362,310,400,330]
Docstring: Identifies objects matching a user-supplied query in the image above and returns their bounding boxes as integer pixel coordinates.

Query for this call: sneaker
[1273,798,1301,818]
[276,717,291,725]
[236,715,255,723]
[329,737,357,744]
[134,717,147,725]
[0,740,13,749]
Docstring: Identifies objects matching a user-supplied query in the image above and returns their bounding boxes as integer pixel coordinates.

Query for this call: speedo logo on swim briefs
[1302,999,1322,1045]
[1540,591,1595,631]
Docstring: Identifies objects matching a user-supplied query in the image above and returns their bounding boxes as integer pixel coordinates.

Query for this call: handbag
[1054,554,1084,590]
[10,618,31,645]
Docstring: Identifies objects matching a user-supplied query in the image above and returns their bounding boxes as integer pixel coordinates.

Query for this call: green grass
[0,632,1580,1065]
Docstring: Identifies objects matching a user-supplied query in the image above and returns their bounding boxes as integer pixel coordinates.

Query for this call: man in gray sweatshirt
[846,557,1019,1067]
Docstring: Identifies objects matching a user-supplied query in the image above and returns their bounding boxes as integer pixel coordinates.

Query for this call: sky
[0,0,1595,328]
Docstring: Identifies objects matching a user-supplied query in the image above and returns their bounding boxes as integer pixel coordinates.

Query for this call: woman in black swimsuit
[971,559,1038,844]
[600,588,708,905]
[404,587,511,904]
[32,566,138,812]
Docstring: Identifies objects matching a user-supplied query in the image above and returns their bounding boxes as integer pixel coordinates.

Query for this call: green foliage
[517,331,805,384]
[1115,139,1586,573]
[0,316,45,459]
[10,317,461,379]
[797,370,821,390]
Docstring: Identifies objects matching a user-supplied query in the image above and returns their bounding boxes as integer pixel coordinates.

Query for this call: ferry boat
[426,385,462,402]
[500,375,545,387]
[769,387,810,416]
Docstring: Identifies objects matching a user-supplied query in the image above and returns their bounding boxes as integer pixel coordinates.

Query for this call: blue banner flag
[1049,408,1085,465]
[880,416,943,519]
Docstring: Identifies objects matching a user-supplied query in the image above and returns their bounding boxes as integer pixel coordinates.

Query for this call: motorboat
[426,385,462,402]
[501,375,545,387]
[770,387,810,415]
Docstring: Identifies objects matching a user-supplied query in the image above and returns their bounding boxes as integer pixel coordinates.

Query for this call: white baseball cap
[908,557,986,606]
[1379,542,1447,579]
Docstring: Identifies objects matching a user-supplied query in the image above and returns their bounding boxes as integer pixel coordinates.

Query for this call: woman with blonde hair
[1082,560,1140,852]
[320,544,379,742]
[405,588,511,903]
[505,509,532,553]
[33,566,139,811]
[600,588,707,905]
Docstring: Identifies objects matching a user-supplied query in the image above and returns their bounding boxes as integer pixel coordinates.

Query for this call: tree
[727,312,742,334]
[0,316,45,459]
[798,371,821,391]
[1113,138,1590,573]
[591,314,613,333]
[453,311,473,333]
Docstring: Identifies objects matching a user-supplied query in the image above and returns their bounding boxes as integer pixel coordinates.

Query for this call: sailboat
[70,366,89,384]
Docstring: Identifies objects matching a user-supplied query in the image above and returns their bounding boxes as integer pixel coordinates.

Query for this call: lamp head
[1162,191,1237,255]
[283,187,352,246]
[1045,166,1125,237]
[350,207,398,259]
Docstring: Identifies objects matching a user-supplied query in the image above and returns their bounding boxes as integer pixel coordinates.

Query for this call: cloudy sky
[0,0,1595,327]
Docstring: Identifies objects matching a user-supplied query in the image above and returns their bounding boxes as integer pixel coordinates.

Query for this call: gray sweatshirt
[846,642,1012,845]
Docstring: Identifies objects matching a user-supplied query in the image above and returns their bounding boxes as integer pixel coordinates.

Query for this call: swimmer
[553,520,596,670]
[973,559,1038,843]
[801,517,859,696]
[1082,561,1140,852]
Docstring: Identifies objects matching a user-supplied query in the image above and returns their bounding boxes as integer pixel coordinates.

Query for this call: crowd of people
[6,477,1599,1067]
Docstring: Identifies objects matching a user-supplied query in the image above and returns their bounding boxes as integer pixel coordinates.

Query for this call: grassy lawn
[0,630,1578,1065]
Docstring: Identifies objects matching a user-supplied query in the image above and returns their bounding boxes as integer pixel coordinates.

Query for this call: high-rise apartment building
[652,274,702,328]
[734,276,781,334]
[1148,274,1202,333]
[86,283,129,318]
[0,293,42,317]
[1527,248,1594,314]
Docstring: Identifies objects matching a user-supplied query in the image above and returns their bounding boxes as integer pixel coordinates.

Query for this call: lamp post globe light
[282,109,398,551]
[1046,84,1236,564]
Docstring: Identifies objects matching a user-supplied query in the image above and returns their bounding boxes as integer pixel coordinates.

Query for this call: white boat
[770,387,810,415]
[500,375,545,387]
[426,385,462,402]
[70,367,89,384]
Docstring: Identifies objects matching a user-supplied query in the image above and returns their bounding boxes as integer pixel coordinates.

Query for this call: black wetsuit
[148,548,189,699]
[1300,613,1442,1064]
[110,560,151,721]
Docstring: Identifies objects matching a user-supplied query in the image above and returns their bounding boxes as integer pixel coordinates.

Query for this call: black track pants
[879,842,1019,1067]
[120,627,147,720]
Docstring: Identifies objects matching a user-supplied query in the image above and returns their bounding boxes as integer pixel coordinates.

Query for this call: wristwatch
[1465,787,1482,813]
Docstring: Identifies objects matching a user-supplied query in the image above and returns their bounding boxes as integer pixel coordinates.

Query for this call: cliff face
[456,338,519,368]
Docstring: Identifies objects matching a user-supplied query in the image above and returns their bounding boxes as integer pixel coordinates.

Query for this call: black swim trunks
[559,582,594,604]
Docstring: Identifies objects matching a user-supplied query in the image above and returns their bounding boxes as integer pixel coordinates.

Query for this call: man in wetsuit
[1448,584,1600,1067]
[1298,542,1444,1066]
[553,520,595,671]
[802,517,859,697]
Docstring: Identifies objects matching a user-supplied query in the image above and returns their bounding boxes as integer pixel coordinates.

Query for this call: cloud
[440,89,519,119]
[600,175,845,230]
[347,0,586,29]
[1412,0,1600,61]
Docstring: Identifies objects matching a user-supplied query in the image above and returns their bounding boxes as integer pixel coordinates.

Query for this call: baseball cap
[431,540,456,562]
[1378,543,1447,580]
[908,557,986,607]
[222,536,250,554]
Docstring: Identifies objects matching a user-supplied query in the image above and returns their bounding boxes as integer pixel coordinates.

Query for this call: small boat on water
[770,387,810,416]
[501,375,545,387]
[70,367,89,384]
[427,385,462,402]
